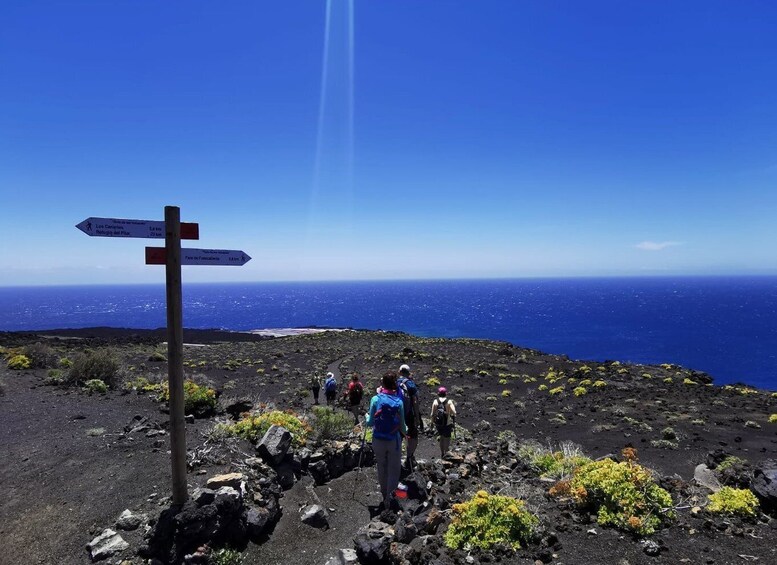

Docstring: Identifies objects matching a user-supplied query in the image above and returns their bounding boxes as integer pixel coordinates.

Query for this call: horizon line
[2,272,777,289]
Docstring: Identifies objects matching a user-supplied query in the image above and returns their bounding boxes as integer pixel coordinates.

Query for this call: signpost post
[76,206,250,506]
[164,206,188,505]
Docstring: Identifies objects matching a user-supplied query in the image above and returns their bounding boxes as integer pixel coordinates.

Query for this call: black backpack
[434,398,449,431]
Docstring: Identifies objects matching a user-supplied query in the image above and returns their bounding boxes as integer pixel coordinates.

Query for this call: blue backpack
[372,392,403,441]
[325,377,337,393]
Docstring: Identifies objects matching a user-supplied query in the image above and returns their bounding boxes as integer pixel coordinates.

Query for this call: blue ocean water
[1,277,775,389]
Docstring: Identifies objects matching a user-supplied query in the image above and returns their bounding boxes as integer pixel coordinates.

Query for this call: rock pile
[139,472,281,564]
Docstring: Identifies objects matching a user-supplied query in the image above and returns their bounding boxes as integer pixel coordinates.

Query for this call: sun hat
[438,386,447,394]
[399,364,410,374]
[326,372,334,378]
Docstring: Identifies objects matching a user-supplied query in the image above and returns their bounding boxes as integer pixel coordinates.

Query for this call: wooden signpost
[77,206,251,505]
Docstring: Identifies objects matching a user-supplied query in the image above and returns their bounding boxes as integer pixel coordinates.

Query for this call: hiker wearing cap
[397,364,423,470]
[309,373,322,405]
[366,372,407,510]
[324,372,338,410]
[343,374,364,424]
[430,386,457,457]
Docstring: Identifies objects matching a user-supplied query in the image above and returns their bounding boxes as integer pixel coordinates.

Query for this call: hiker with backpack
[309,373,322,405]
[366,372,407,510]
[324,372,338,409]
[343,374,364,424]
[430,386,457,457]
[397,364,423,470]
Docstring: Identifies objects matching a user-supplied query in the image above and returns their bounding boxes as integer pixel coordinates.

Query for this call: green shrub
[44,369,64,385]
[707,487,759,517]
[769,414,777,424]
[716,456,746,473]
[650,439,679,450]
[310,406,354,441]
[565,458,674,535]
[84,379,108,394]
[683,378,697,385]
[125,376,163,393]
[7,354,31,370]
[58,357,73,368]
[148,351,167,362]
[23,343,58,368]
[68,350,121,387]
[573,386,587,397]
[218,409,311,446]
[549,386,564,396]
[444,490,538,550]
[211,547,243,565]
[425,376,441,387]
[518,441,589,479]
[159,380,217,415]
[592,380,607,388]
[501,389,512,397]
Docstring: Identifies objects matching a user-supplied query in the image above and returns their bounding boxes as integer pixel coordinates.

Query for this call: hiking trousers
[372,437,402,505]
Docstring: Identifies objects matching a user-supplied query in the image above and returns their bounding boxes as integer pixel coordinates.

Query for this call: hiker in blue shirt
[366,372,407,510]
[324,372,338,410]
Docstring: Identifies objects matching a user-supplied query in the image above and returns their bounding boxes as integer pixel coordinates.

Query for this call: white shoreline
[246,327,350,338]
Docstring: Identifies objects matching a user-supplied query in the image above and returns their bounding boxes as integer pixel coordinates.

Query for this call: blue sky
[1,1,776,285]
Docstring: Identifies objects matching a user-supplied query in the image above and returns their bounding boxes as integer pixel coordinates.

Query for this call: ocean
[1,277,775,390]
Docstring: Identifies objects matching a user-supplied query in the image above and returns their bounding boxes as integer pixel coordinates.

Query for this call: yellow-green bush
[219,409,311,446]
[7,354,31,370]
[768,414,777,424]
[538,384,548,391]
[565,458,674,535]
[425,376,441,387]
[707,487,759,517]
[501,389,512,397]
[159,380,217,415]
[444,490,538,550]
[683,378,697,385]
[592,380,607,388]
[573,386,587,397]
[549,386,564,396]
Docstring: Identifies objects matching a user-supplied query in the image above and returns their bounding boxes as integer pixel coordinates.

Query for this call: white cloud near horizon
[635,241,683,251]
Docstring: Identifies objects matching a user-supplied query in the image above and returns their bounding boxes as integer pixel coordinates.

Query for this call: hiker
[397,364,423,470]
[324,372,338,409]
[343,374,364,424]
[430,386,457,457]
[309,373,322,405]
[366,372,407,510]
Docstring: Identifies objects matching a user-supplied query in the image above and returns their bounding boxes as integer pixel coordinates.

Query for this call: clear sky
[1,1,776,286]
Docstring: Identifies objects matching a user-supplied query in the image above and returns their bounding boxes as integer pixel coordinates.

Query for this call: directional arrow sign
[76,217,199,240]
[146,247,251,266]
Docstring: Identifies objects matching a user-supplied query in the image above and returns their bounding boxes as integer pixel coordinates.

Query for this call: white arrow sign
[145,247,251,266]
[76,217,199,239]
[181,248,251,266]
